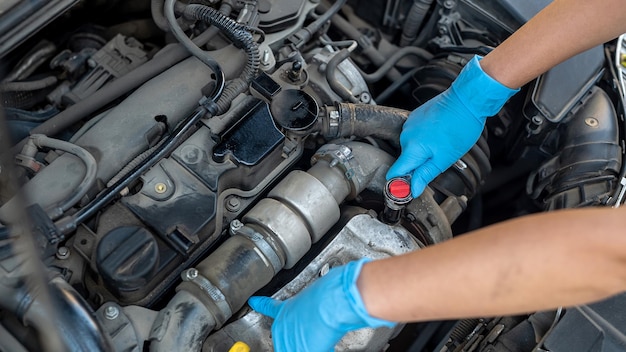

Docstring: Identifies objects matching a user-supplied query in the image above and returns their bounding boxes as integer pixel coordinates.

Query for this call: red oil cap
[385,177,413,204]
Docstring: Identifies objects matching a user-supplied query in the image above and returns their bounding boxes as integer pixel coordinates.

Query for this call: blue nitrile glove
[248,258,394,352]
[386,55,519,197]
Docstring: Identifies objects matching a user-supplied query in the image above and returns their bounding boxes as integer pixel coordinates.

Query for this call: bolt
[155,182,167,194]
[443,0,455,9]
[229,219,244,235]
[104,306,119,320]
[186,268,199,280]
[56,246,70,260]
[359,92,371,104]
[226,197,241,212]
[261,49,271,66]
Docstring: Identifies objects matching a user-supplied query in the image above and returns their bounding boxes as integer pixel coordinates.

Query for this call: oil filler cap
[385,177,413,204]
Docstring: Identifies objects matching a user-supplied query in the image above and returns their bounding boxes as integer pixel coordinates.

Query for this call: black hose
[106,141,163,187]
[326,49,359,103]
[358,46,433,83]
[2,41,56,83]
[0,76,58,92]
[28,135,97,220]
[56,107,210,235]
[287,0,348,48]
[400,0,435,46]
[321,103,409,143]
[165,0,225,100]
[183,4,260,113]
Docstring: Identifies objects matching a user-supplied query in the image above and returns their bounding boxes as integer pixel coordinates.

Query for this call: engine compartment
[1,0,625,351]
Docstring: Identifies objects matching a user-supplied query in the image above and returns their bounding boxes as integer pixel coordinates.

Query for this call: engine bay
[1,0,626,351]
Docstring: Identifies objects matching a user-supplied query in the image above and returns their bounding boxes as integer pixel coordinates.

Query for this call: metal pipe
[152,142,394,351]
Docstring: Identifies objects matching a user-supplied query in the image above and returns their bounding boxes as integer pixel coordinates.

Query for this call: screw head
[229,219,244,235]
[226,197,241,212]
[185,268,199,280]
[104,306,119,320]
[56,247,70,260]
[155,183,167,194]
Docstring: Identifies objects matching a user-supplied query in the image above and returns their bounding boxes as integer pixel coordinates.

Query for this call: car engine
[1,0,625,351]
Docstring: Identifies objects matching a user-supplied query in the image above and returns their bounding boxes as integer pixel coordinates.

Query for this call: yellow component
[228,341,251,352]
[621,53,626,68]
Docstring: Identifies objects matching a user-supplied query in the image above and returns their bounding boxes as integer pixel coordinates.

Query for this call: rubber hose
[2,41,56,83]
[0,76,58,92]
[326,49,359,103]
[29,134,97,220]
[324,103,409,143]
[151,0,188,32]
[359,46,433,83]
[400,0,435,46]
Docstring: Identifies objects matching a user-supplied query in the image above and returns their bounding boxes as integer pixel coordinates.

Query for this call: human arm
[359,206,626,322]
[387,0,626,196]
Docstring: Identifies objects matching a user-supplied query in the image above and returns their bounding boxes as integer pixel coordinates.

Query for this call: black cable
[165,0,225,101]
[375,67,420,104]
[56,107,211,234]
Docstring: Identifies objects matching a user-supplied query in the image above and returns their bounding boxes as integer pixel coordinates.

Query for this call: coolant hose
[319,103,409,144]
[27,134,97,220]
[400,0,435,46]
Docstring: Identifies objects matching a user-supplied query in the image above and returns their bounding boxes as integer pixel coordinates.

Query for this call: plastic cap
[388,178,411,200]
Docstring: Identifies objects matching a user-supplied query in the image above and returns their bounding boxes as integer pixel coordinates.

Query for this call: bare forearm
[358,207,626,322]
[481,0,626,88]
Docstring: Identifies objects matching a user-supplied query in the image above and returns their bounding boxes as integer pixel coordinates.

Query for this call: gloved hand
[248,258,394,352]
[386,55,519,197]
